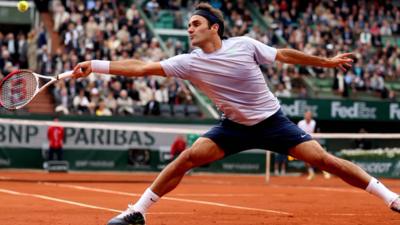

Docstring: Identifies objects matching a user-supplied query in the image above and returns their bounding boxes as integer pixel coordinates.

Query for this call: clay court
[0,170,399,225]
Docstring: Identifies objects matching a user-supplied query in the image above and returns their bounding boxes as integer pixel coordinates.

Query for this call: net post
[265,151,271,183]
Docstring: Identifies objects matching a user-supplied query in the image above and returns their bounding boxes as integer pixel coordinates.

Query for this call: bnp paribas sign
[390,103,400,120]
[331,101,377,119]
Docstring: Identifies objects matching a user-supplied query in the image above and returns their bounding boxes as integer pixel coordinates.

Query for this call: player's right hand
[72,61,91,78]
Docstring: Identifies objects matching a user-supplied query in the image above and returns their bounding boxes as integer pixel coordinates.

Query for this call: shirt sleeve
[160,54,191,79]
[243,36,277,65]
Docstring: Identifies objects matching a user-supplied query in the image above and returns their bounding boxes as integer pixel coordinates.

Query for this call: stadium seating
[1,0,399,116]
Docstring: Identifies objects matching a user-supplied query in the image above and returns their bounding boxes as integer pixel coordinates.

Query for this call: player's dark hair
[193,3,225,38]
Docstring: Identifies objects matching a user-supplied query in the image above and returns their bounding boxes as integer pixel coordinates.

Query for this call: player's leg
[107,137,225,225]
[289,140,399,212]
[289,140,370,187]
[150,137,225,196]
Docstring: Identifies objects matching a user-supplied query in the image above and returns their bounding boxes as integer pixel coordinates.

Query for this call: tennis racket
[0,70,74,110]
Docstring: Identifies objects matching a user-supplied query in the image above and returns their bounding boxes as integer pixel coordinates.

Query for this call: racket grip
[57,71,74,80]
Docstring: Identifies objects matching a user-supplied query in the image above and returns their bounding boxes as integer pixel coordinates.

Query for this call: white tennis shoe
[390,196,400,213]
[107,205,145,225]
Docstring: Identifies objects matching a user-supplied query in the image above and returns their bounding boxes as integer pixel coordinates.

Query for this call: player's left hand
[329,53,354,72]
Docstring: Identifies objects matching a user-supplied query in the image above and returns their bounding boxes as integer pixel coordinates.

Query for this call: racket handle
[57,71,74,80]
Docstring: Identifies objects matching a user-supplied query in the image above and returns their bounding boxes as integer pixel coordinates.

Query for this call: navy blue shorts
[203,109,313,156]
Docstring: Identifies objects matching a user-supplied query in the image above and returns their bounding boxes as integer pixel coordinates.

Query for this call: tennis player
[73,3,399,225]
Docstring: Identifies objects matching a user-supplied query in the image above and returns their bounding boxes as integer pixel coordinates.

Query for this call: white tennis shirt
[160,36,280,126]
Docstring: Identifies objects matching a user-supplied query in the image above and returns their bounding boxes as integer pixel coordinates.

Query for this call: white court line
[0,187,375,218]
[42,183,292,216]
[0,188,121,213]
[0,188,191,215]
[173,193,263,197]
[269,185,363,193]
[325,213,374,216]
[41,183,261,197]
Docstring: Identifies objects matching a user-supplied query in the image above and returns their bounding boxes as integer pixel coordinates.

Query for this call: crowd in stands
[0,0,196,117]
[1,0,400,117]
[149,0,400,100]
[253,0,400,99]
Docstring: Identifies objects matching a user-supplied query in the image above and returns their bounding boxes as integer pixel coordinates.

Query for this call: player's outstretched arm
[276,48,354,72]
[72,59,166,78]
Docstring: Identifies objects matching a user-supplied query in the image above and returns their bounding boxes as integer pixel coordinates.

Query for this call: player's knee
[181,147,212,168]
[175,148,197,168]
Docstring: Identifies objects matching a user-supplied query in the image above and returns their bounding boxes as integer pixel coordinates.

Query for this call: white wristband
[91,60,110,74]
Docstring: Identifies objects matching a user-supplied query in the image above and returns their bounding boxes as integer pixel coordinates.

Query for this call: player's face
[187,15,213,47]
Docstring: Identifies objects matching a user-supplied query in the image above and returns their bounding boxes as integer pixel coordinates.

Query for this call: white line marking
[42,182,142,196]
[173,193,263,197]
[0,187,379,218]
[42,181,263,197]
[43,183,292,216]
[0,188,191,215]
[326,213,374,216]
[0,188,121,213]
[269,185,363,193]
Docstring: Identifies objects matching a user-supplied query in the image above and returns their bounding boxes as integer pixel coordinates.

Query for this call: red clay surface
[0,170,399,225]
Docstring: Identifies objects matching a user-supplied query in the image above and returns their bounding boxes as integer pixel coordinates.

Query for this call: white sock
[365,177,398,206]
[133,188,160,214]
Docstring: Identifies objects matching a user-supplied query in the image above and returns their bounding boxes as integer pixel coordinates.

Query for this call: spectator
[6,33,16,62]
[27,29,38,71]
[53,82,69,115]
[155,84,169,103]
[297,110,317,180]
[145,0,160,20]
[274,83,291,97]
[137,82,153,106]
[96,100,112,116]
[298,110,332,180]
[333,72,349,97]
[144,93,161,116]
[73,89,90,114]
[88,87,101,114]
[117,89,135,115]
[17,33,28,68]
[104,91,117,113]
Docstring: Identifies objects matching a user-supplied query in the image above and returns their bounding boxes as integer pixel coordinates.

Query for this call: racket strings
[0,71,37,109]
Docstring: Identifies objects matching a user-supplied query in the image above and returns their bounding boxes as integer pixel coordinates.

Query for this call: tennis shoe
[390,196,400,213]
[107,205,145,225]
